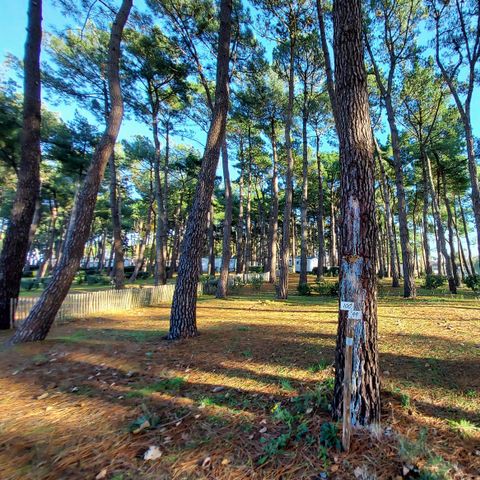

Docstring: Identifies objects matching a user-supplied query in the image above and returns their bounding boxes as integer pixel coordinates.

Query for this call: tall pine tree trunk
[424,152,456,293]
[168,0,232,339]
[236,143,245,274]
[316,133,325,280]
[374,137,399,287]
[0,0,42,329]
[9,0,132,344]
[267,121,279,283]
[299,109,309,286]
[109,152,125,288]
[153,119,167,286]
[277,36,295,299]
[217,141,232,298]
[332,0,380,425]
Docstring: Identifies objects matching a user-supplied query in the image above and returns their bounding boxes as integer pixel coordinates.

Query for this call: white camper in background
[201,257,237,273]
[294,257,318,273]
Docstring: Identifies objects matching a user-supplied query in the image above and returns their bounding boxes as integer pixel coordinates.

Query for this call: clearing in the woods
[0,278,479,479]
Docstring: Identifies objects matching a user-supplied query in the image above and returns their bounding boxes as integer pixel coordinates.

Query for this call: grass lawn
[0,276,479,479]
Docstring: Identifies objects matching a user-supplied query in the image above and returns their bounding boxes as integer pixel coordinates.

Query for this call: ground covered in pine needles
[0,277,479,480]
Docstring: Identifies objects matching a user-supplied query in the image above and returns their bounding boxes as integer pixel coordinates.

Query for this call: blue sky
[1,1,479,151]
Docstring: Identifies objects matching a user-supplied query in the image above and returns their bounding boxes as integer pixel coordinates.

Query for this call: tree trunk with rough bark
[153,119,167,286]
[8,0,132,344]
[0,0,42,330]
[37,196,58,280]
[316,133,325,281]
[299,109,309,286]
[424,152,456,293]
[208,203,216,276]
[374,137,399,287]
[217,141,232,298]
[332,0,380,426]
[267,120,279,283]
[168,0,232,340]
[130,201,152,281]
[109,152,125,288]
[236,142,245,274]
[277,36,295,299]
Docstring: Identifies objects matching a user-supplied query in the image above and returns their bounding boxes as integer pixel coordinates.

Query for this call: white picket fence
[14,283,202,326]
[14,272,269,326]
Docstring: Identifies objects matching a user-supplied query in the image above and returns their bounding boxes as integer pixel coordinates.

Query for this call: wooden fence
[13,272,269,326]
[14,283,202,326]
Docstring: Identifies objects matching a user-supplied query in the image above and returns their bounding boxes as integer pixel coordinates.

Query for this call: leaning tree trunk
[277,36,296,300]
[9,0,132,344]
[332,0,380,425]
[168,0,232,340]
[0,0,42,330]
[267,121,279,283]
[217,141,233,298]
[109,151,125,288]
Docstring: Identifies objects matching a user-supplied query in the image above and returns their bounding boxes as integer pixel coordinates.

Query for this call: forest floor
[0,276,479,480]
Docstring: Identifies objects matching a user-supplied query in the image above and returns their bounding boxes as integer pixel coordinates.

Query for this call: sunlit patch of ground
[0,276,479,479]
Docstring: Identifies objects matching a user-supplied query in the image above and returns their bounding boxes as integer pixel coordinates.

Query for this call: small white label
[345,337,354,347]
[348,310,362,320]
[340,301,354,311]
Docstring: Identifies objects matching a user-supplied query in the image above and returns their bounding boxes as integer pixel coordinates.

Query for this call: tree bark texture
[168,0,232,339]
[0,0,42,329]
[332,0,381,425]
[217,141,232,298]
[267,121,279,283]
[277,36,296,299]
[109,151,125,288]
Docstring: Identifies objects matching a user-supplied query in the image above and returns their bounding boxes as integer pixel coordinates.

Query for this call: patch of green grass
[241,349,253,358]
[307,360,331,373]
[237,326,251,331]
[448,419,479,439]
[54,330,95,343]
[279,379,295,391]
[126,377,185,398]
[198,396,217,408]
[31,354,48,364]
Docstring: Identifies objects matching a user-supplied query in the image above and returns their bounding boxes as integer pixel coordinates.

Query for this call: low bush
[297,283,311,296]
[250,274,264,291]
[20,278,39,291]
[249,265,264,273]
[465,274,480,292]
[423,274,446,290]
[313,281,339,296]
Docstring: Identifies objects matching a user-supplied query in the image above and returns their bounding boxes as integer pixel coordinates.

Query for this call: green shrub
[21,278,39,291]
[319,422,341,450]
[423,274,447,290]
[250,274,264,291]
[248,265,264,273]
[74,272,86,285]
[297,283,311,296]
[136,271,151,280]
[465,274,480,292]
[313,281,339,296]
